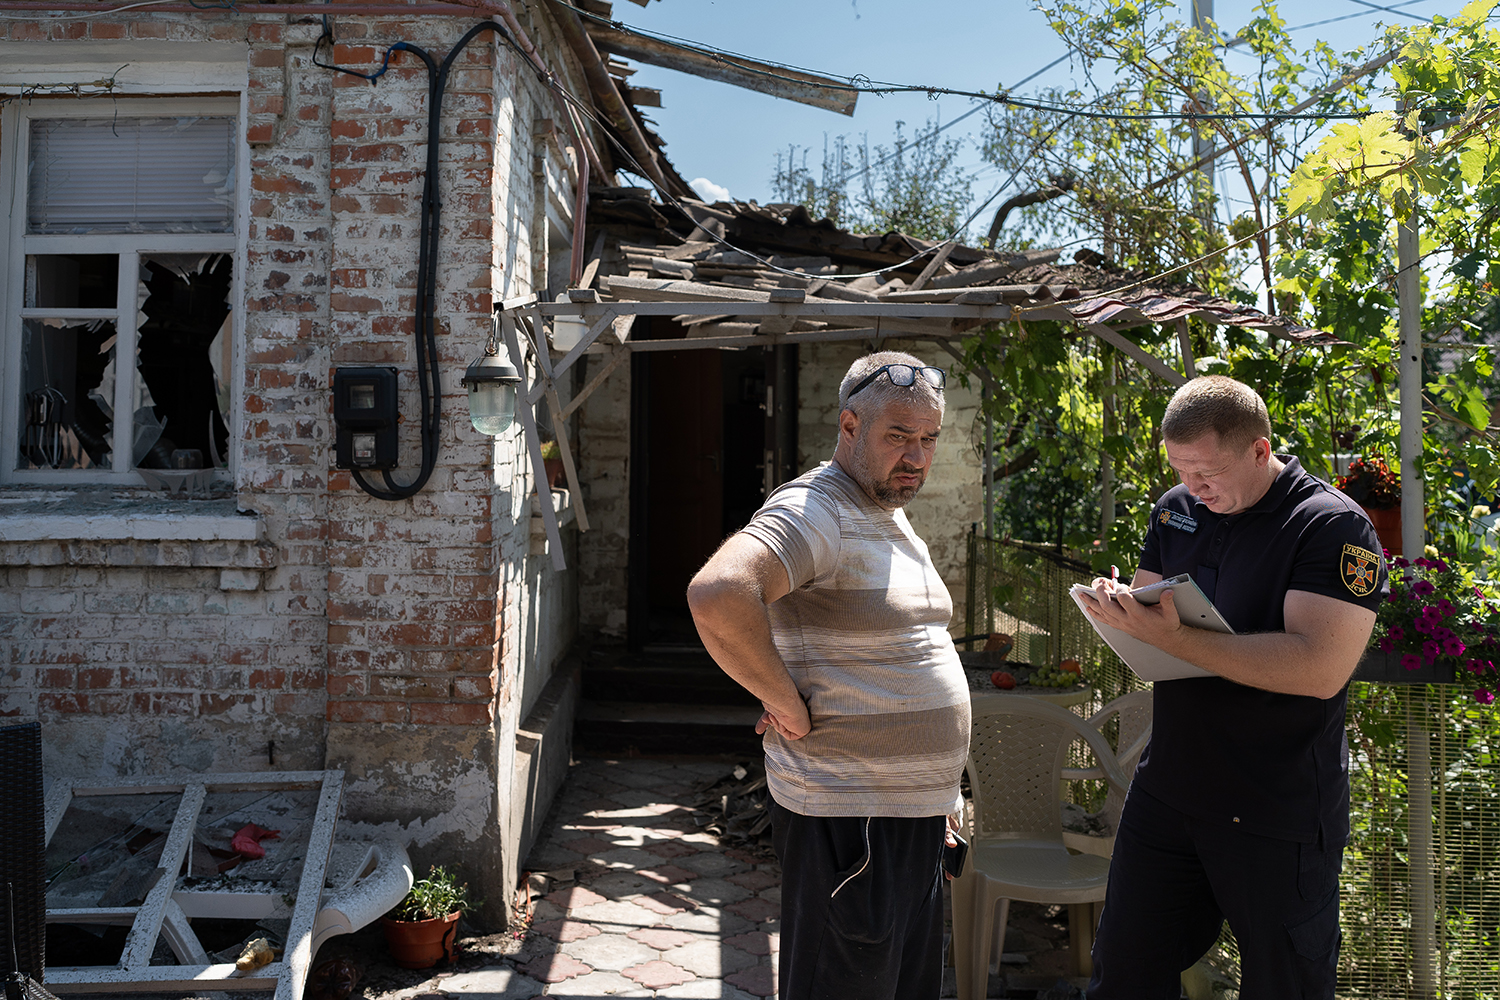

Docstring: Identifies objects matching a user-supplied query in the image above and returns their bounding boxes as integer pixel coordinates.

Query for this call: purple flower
[1423,640,1441,664]
[1435,559,1450,573]
[1413,580,1436,597]
[1415,558,1434,569]
[1437,599,1457,618]
[1402,653,1423,670]
[1444,636,1468,657]
[1395,557,1411,568]
[1378,636,1395,652]
[1467,659,1481,673]
[1389,626,1405,643]
[1414,616,1434,635]
[1477,690,1495,706]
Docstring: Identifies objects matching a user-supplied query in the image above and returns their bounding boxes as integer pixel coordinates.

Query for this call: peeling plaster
[338,762,495,847]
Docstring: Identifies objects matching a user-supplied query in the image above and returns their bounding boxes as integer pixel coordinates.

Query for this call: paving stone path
[426,757,778,999]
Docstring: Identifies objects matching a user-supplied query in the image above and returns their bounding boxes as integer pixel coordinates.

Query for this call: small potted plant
[1335,456,1402,554]
[539,439,566,490]
[381,865,472,970]
[1356,550,1500,694]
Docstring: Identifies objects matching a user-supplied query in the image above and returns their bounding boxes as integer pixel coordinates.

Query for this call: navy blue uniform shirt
[1133,457,1387,844]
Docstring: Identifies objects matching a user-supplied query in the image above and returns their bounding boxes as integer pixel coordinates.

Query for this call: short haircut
[1161,376,1272,452]
[837,350,945,419]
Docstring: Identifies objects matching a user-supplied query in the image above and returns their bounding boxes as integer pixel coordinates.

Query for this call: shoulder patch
[1159,509,1198,533]
[1342,542,1381,597]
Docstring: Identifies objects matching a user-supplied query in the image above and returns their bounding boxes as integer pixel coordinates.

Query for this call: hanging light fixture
[461,321,522,436]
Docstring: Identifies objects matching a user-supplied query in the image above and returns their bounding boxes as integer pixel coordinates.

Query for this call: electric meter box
[333,366,399,470]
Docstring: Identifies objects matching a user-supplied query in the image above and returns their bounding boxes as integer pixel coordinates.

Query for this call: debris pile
[691,762,772,841]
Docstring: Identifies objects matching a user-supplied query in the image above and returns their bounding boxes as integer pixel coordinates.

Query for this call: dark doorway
[628,338,797,651]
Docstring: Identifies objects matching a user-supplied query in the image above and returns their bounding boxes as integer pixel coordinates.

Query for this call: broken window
[5,100,239,482]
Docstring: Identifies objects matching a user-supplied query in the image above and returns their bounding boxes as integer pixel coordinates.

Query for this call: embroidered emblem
[1342,542,1381,597]
[1159,510,1198,533]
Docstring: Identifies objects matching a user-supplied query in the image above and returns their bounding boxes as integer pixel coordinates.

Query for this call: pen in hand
[1111,565,1119,589]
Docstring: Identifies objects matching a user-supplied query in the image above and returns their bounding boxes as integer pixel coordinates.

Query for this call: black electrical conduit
[331,22,525,501]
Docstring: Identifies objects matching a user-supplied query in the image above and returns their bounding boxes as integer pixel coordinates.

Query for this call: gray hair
[837,350,945,418]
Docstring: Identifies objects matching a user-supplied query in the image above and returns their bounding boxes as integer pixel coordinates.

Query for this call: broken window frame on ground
[43,770,344,1000]
[0,96,242,487]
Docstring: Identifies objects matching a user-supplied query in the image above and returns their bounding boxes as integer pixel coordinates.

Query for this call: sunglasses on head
[846,363,947,401]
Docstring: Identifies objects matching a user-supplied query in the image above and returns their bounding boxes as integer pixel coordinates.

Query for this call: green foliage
[954,0,1498,582]
[392,866,472,922]
[769,118,976,240]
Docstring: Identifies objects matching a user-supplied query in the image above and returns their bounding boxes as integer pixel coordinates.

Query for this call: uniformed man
[1081,375,1386,997]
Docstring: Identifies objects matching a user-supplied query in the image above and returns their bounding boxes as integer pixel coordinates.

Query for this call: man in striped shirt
[688,351,971,1000]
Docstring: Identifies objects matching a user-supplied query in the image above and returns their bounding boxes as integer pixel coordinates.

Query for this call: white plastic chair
[953,695,1131,1000]
[1059,689,1153,858]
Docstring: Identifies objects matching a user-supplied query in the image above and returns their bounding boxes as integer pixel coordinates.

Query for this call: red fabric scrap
[231,823,281,859]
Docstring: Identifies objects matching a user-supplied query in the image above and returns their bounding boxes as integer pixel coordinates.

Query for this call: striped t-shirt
[740,461,971,818]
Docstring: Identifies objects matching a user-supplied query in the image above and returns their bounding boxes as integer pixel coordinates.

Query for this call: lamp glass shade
[467,381,516,436]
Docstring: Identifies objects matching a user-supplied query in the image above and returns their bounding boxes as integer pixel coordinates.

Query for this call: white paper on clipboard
[1069,574,1232,682]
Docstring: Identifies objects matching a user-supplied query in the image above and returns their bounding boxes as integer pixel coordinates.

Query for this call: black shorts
[770,798,946,1000]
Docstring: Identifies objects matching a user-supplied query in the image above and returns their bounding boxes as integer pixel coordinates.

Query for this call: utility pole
[1189,0,1215,219]
[1399,191,1436,1000]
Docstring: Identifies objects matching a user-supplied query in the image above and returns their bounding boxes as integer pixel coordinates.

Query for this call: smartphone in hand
[942,832,969,879]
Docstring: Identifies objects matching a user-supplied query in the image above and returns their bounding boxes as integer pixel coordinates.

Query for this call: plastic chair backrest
[967,694,1128,840]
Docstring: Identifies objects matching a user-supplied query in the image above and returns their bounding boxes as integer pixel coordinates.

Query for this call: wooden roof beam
[584,21,857,116]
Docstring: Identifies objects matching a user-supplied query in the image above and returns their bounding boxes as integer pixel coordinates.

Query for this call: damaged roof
[584,188,1337,348]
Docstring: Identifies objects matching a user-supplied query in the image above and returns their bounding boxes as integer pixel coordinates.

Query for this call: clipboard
[1069,574,1232,682]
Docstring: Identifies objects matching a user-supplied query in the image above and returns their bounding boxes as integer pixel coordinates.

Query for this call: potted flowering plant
[1336,456,1402,553]
[1357,550,1500,699]
[381,865,473,969]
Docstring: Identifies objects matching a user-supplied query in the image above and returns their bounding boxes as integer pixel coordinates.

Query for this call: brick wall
[0,5,589,924]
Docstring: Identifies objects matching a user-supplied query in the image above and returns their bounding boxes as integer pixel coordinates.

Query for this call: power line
[1342,0,1433,23]
[557,2,1386,124]
[802,51,1075,194]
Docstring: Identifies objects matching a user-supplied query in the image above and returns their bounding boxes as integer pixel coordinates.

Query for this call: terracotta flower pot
[381,912,460,969]
[1361,504,1402,556]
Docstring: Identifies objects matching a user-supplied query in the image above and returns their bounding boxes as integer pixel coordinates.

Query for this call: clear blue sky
[614,0,1452,207]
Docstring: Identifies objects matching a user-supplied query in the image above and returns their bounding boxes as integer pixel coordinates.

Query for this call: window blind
[27,117,236,234]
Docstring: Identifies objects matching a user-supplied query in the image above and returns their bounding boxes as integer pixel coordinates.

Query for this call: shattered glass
[132,254,233,470]
[45,792,183,912]
[18,254,119,471]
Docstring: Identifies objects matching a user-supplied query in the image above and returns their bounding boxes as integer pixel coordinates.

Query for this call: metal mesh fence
[965,534,1500,998]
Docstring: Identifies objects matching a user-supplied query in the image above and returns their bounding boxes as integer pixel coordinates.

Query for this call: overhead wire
[811,50,1075,193]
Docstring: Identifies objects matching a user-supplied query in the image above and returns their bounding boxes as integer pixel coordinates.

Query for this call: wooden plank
[1174,318,1198,379]
[585,22,857,115]
[1084,324,1186,387]
[120,783,206,970]
[275,770,343,1000]
[160,900,210,966]
[523,314,591,534]
[66,771,330,796]
[47,962,282,992]
[579,231,607,290]
[560,346,629,421]
[908,241,956,292]
[46,908,139,923]
[504,314,566,572]
[538,296,1015,322]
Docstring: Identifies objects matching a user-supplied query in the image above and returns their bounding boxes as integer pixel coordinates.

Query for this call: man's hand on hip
[756,697,811,740]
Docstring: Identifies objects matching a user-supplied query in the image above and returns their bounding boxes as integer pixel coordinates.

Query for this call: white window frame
[0,94,250,486]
